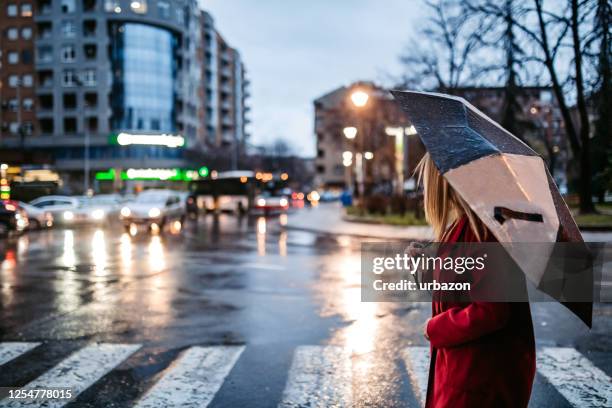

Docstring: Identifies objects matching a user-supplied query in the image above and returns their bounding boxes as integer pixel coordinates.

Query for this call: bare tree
[588,0,611,202]
[502,0,598,213]
[398,0,483,92]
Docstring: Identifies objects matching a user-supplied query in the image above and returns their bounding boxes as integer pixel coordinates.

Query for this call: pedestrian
[416,152,536,408]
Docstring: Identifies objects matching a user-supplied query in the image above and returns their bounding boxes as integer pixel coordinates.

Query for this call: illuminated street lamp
[343,126,357,139]
[350,90,369,107]
[364,151,374,160]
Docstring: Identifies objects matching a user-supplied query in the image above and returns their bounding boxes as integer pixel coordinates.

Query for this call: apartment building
[0,0,249,192]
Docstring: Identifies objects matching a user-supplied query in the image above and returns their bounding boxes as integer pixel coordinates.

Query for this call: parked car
[120,190,186,231]
[29,195,88,224]
[17,201,53,229]
[253,192,289,213]
[0,200,29,236]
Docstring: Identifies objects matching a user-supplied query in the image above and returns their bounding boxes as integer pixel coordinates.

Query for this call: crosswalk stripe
[0,343,140,408]
[279,345,352,408]
[537,347,612,407]
[135,345,245,408]
[401,347,430,407]
[0,343,40,366]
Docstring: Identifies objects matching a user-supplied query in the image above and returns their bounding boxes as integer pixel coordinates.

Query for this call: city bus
[187,171,257,214]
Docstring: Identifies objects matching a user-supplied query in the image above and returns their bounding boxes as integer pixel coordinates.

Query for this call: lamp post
[345,89,369,201]
[74,77,91,195]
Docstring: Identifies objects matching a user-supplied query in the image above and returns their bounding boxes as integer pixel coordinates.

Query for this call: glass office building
[110,23,177,133]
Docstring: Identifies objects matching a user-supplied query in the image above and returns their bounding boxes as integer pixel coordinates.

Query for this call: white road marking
[402,347,430,407]
[0,343,140,408]
[135,346,245,408]
[538,347,612,407]
[279,345,352,408]
[0,343,40,366]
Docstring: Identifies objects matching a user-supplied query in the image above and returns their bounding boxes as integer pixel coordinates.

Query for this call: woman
[416,153,536,408]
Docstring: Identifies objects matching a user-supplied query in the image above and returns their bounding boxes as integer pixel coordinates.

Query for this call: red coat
[425,217,536,408]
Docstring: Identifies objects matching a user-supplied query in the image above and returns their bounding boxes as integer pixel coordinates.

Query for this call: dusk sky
[203,0,426,157]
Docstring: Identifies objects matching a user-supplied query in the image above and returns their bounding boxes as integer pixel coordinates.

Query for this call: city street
[0,205,610,407]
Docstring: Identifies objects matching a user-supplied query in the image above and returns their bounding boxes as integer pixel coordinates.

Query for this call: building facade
[0,0,249,193]
[314,82,424,195]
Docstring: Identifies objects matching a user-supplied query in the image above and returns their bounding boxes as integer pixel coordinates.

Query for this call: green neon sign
[95,168,199,181]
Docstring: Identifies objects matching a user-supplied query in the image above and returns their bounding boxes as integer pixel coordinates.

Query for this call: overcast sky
[202,0,426,157]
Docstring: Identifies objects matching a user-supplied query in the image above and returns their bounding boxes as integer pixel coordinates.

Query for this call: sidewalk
[286,202,433,241]
[287,203,612,242]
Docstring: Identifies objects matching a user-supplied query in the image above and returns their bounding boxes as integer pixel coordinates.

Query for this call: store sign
[95,168,200,181]
[109,133,185,148]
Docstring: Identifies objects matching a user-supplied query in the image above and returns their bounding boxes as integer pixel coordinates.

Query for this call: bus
[188,171,257,214]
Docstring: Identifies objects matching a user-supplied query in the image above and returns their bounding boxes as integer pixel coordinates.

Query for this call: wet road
[0,212,610,407]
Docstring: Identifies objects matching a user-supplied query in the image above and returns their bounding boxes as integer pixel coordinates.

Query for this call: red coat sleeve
[426,302,511,348]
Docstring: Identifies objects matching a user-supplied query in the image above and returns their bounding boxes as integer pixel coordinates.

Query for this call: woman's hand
[424,318,431,341]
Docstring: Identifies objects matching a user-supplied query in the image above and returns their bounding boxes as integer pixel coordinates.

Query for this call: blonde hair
[415,153,487,242]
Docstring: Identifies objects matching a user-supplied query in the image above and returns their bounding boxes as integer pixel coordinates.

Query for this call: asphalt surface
[0,211,610,407]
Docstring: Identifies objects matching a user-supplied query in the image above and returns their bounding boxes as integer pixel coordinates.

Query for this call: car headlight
[148,208,161,218]
[257,198,266,207]
[280,198,288,207]
[120,207,131,217]
[63,211,74,221]
[91,209,105,220]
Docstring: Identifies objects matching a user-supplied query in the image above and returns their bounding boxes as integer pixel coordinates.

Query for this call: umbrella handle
[494,206,543,225]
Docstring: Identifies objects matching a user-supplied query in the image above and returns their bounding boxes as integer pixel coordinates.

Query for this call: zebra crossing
[0,342,610,407]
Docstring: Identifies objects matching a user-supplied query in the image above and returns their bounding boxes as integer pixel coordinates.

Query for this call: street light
[364,151,374,160]
[343,126,357,139]
[350,90,369,107]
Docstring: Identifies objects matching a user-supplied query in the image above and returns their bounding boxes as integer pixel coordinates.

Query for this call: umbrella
[391,90,592,327]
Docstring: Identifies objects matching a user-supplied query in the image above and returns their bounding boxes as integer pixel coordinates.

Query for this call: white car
[120,190,186,230]
[29,195,89,224]
[253,192,289,213]
[18,202,53,229]
[79,194,125,222]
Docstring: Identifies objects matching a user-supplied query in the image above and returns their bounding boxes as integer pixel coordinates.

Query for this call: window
[8,52,18,64]
[84,44,97,59]
[38,94,54,110]
[62,20,76,38]
[87,116,98,132]
[9,123,20,134]
[63,93,77,109]
[61,0,76,13]
[39,118,54,133]
[38,22,53,39]
[61,45,76,62]
[8,75,19,87]
[21,3,32,17]
[83,20,96,36]
[157,1,169,18]
[7,4,18,17]
[105,0,120,12]
[8,99,19,112]
[62,70,76,86]
[131,0,147,14]
[21,50,32,64]
[23,98,34,111]
[37,46,53,63]
[84,92,97,107]
[39,70,54,87]
[82,69,96,86]
[21,27,32,39]
[176,8,185,24]
[7,28,18,40]
[22,122,33,136]
[64,117,77,133]
[83,0,96,12]
[22,75,33,87]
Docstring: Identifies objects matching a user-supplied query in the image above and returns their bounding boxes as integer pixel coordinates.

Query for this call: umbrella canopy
[391,90,592,327]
